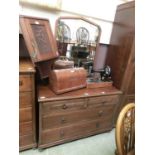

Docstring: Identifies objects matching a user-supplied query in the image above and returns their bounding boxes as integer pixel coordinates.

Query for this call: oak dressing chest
[38,85,122,148]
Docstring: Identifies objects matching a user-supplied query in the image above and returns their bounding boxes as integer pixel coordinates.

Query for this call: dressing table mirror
[55,16,101,78]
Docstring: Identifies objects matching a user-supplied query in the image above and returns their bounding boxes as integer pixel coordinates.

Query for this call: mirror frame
[55,16,101,56]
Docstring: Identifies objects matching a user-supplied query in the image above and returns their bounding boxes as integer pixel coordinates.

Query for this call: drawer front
[19,75,33,92]
[19,92,33,108]
[42,98,86,115]
[19,134,34,148]
[124,95,135,103]
[19,121,33,136]
[19,107,32,122]
[42,105,115,130]
[41,116,112,145]
[42,95,119,115]
[87,95,119,108]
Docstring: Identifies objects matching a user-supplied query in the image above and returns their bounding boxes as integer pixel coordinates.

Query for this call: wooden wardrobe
[106,1,135,122]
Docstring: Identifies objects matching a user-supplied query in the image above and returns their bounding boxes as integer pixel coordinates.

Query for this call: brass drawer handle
[19,80,23,86]
[83,103,88,109]
[62,104,68,109]
[98,110,104,117]
[61,117,66,124]
[96,122,100,128]
[60,130,65,138]
[50,106,53,110]
[102,101,107,104]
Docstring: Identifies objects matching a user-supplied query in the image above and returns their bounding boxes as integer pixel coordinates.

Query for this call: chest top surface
[19,58,35,73]
[38,84,122,102]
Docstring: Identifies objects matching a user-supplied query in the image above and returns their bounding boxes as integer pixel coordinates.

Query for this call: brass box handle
[19,80,23,86]
[96,122,100,128]
[98,110,104,117]
[60,130,65,138]
[62,104,68,109]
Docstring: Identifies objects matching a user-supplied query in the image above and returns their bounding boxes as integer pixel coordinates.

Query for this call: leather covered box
[49,68,87,94]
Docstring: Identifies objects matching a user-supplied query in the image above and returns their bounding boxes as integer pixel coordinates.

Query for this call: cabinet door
[126,69,135,95]
[121,36,135,93]
[20,16,59,63]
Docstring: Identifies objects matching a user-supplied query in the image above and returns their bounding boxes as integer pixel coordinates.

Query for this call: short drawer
[42,105,115,130]
[19,121,33,136]
[42,98,86,115]
[19,107,32,122]
[19,92,33,108]
[87,95,119,108]
[19,75,33,92]
[40,116,112,145]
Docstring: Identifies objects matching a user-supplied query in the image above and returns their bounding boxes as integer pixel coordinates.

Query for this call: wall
[19,0,129,68]
[19,0,124,44]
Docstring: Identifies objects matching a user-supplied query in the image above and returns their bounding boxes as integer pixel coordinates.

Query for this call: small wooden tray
[87,80,113,88]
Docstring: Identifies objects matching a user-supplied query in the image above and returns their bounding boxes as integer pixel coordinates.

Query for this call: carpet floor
[20,129,116,155]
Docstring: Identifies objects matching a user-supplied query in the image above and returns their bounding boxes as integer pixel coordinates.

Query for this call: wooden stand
[87,78,113,89]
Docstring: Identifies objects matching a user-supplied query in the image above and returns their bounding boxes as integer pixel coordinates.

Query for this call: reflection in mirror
[55,16,101,77]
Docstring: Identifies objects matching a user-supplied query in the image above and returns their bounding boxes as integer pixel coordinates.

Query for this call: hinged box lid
[19,15,59,63]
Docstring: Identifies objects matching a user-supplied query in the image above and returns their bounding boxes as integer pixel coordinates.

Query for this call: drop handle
[83,103,88,109]
[96,122,100,128]
[61,117,66,123]
[120,66,125,73]
[102,101,107,104]
[98,110,104,117]
[131,57,135,63]
[62,104,68,109]
[60,130,65,138]
[19,80,23,86]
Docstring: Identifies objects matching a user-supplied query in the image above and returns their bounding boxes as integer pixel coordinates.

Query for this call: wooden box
[49,68,87,94]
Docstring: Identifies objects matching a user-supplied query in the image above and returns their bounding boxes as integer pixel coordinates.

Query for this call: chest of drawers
[38,85,122,149]
[19,59,37,151]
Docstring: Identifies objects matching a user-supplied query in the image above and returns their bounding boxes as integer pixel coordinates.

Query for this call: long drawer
[42,104,115,130]
[124,95,135,103]
[19,134,35,149]
[42,95,118,115]
[19,107,32,122]
[40,116,112,146]
[19,92,33,108]
[19,75,33,92]
[19,121,33,136]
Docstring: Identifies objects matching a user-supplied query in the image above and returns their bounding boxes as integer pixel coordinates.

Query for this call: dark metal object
[71,46,89,59]
[93,65,111,81]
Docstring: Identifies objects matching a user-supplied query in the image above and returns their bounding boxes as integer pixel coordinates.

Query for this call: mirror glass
[55,17,101,77]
